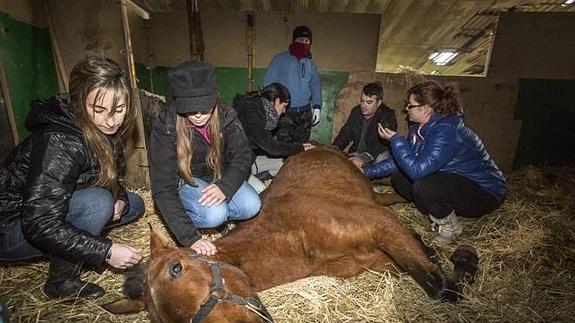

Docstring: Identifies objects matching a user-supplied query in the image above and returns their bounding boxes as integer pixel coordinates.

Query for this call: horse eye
[169,262,182,278]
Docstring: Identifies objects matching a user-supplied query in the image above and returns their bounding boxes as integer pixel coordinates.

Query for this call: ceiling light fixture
[428,50,459,65]
[563,0,575,5]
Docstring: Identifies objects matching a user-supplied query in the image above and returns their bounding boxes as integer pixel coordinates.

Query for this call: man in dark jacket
[333,82,397,169]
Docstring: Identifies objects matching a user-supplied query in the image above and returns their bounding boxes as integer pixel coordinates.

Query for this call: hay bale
[1,167,574,322]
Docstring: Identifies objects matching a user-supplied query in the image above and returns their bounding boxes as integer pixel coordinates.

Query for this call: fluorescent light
[428,50,459,65]
[564,0,574,5]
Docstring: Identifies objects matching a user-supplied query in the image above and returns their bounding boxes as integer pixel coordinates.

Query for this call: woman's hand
[199,184,226,207]
[303,143,316,151]
[107,243,142,269]
[349,156,365,170]
[112,199,126,221]
[191,238,218,256]
[377,123,396,140]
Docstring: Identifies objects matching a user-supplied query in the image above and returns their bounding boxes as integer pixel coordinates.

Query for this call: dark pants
[0,188,144,261]
[390,171,502,219]
[275,108,312,144]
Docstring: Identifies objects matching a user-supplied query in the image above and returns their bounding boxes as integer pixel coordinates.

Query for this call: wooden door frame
[0,63,19,144]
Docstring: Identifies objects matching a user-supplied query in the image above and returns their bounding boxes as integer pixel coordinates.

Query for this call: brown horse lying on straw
[103,147,479,322]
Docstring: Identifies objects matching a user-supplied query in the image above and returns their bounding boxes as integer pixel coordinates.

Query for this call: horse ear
[149,223,175,256]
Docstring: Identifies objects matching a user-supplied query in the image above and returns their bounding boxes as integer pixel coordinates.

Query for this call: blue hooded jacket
[263,51,322,110]
[363,113,506,201]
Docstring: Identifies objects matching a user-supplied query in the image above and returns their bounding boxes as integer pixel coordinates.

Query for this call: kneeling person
[333,82,397,169]
[233,83,315,191]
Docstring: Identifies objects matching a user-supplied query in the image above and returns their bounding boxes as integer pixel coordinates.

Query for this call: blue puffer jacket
[363,113,506,201]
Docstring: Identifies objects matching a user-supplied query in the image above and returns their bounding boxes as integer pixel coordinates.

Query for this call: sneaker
[430,212,463,244]
[254,171,273,182]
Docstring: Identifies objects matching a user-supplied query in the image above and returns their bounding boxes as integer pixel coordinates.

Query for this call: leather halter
[190,255,274,323]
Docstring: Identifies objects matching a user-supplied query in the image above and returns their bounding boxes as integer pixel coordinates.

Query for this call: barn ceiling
[132,0,575,76]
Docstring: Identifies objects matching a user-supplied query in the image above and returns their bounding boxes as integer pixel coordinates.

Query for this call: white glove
[312,108,321,126]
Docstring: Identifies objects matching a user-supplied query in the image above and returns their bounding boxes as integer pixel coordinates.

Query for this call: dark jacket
[0,95,118,266]
[363,113,507,201]
[233,95,304,157]
[332,104,397,162]
[149,102,253,247]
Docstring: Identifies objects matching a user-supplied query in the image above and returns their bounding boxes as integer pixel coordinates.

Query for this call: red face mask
[289,42,311,60]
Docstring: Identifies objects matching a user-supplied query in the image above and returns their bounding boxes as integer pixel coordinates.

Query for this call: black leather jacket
[0,95,119,266]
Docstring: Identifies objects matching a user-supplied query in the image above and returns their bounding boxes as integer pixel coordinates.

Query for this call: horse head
[103,228,273,323]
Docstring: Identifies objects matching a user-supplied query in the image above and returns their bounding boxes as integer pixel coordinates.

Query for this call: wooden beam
[0,63,19,144]
[120,0,150,188]
[246,11,255,92]
[186,0,204,61]
[126,0,150,20]
[43,0,68,92]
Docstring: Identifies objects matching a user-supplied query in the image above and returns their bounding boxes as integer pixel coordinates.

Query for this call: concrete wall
[147,11,380,71]
[0,0,45,27]
[488,12,575,80]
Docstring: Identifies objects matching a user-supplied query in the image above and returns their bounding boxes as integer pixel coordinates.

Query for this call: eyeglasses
[405,102,424,110]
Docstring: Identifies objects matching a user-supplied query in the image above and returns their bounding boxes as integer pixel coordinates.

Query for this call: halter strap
[191,261,274,323]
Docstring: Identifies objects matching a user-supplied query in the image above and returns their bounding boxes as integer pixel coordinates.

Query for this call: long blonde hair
[68,57,134,196]
[176,104,223,184]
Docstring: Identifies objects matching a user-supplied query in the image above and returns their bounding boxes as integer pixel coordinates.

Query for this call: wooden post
[246,11,255,92]
[0,64,18,144]
[119,0,150,188]
[186,0,204,61]
[43,0,68,92]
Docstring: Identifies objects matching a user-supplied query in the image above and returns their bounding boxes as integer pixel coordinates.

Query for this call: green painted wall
[0,12,59,139]
[137,65,349,144]
[135,63,171,100]
[513,79,575,168]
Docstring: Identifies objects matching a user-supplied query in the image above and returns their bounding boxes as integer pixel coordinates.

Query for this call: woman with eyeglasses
[361,80,506,244]
[149,61,261,257]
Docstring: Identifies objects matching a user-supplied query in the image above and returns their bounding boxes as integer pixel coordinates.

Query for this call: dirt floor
[1,165,574,322]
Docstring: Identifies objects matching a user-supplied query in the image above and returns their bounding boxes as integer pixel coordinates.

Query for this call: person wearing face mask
[149,61,261,257]
[0,57,144,300]
[233,83,316,191]
[333,82,397,169]
[361,81,506,244]
[263,25,322,144]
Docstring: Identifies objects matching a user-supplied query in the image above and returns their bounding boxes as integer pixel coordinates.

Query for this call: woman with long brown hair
[0,57,144,299]
[362,80,506,244]
[149,61,260,256]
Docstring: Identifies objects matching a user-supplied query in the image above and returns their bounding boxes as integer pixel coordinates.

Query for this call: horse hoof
[451,245,479,268]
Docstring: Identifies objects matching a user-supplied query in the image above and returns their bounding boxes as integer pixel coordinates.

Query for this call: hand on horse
[199,184,226,207]
[303,143,316,151]
[112,199,126,222]
[191,238,218,256]
[349,156,365,170]
[107,243,142,269]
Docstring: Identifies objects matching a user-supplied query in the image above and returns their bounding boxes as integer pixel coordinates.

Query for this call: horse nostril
[170,262,182,278]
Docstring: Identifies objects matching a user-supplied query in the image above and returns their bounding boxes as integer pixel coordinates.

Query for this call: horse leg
[368,207,448,299]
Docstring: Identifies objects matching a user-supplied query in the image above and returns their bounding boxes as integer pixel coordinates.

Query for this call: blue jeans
[178,178,261,228]
[0,188,144,261]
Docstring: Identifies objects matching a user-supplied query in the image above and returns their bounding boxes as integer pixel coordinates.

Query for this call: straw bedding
[1,165,574,322]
